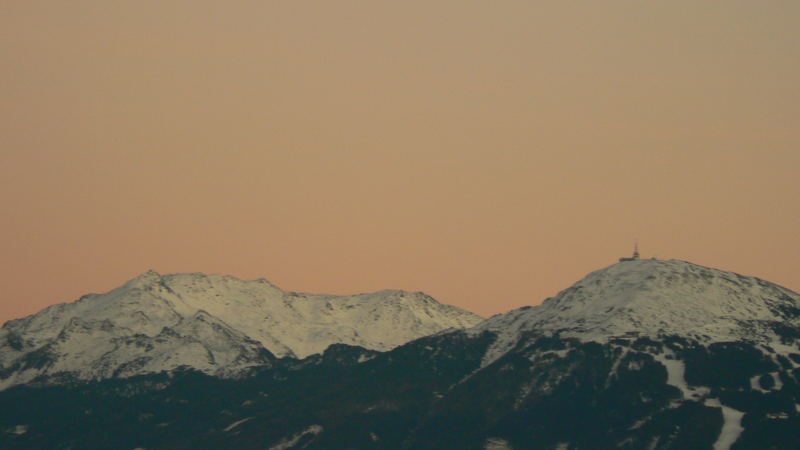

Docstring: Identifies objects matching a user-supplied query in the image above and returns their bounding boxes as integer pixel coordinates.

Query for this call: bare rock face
[0,271,482,389]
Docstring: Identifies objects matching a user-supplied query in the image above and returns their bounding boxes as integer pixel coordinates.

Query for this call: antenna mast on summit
[619,241,640,262]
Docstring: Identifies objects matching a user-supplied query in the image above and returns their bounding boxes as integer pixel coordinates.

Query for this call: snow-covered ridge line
[0,270,483,390]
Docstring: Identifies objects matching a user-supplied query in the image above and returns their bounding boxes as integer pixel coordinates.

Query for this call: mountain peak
[124,269,162,288]
[477,259,800,365]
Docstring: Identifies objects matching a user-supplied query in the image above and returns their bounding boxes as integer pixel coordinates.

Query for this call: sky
[1,1,798,325]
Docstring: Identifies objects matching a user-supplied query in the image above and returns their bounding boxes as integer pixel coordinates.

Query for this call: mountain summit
[477,259,800,364]
[0,271,482,390]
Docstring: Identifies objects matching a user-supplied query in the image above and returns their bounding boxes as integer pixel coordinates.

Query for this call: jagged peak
[124,269,163,288]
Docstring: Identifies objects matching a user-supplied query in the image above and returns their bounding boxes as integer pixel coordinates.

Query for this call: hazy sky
[1,1,798,324]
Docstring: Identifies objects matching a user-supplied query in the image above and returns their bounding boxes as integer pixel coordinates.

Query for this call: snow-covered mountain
[475,258,800,365]
[0,271,482,390]
[425,258,800,450]
[3,259,800,449]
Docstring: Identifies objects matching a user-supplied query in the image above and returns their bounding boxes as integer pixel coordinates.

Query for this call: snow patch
[484,437,513,450]
[749,375,768,393]
[607,347,630,385]
[767,343,800,364]
[357,353,375,363]
[651,351,710,402]
[268,424,323,450]
[527,348,570,363]
[652,353,689,400]
[542,349,569,359]
[750,372,783,393]
[223,417,253,432]
[773,372,785,390]
[628,417,649,430]
[705,398,745,450]
[8,425,28,435]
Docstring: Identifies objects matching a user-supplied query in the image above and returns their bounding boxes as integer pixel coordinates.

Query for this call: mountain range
[0,270,481,390]
[1,259,799,449]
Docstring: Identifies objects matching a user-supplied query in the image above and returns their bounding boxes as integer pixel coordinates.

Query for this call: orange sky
[1,1,798,325]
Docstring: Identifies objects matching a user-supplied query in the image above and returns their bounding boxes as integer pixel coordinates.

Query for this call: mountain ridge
[0,270,482,390]
[2,259,800,448]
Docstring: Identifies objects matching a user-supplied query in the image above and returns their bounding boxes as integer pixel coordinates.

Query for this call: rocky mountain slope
[0,271,482,390]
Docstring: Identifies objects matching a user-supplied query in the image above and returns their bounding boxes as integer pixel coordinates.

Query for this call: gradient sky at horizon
[1,1,799,325]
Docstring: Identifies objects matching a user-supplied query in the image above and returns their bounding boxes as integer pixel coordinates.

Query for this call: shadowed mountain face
[2,260,799,449]
[0,271,482,390]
